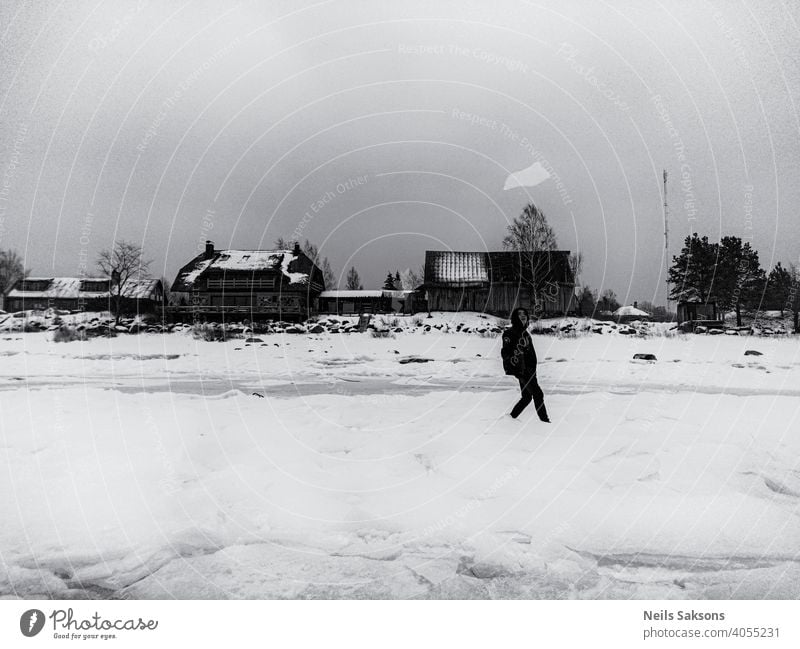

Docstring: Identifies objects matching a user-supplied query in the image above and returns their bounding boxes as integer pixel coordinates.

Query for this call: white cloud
[503,161,551,190]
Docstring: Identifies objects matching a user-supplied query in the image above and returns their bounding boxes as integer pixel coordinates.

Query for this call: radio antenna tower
[663,169,669,251]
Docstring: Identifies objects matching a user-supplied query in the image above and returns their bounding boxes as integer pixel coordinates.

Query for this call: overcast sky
[1,0,798,302]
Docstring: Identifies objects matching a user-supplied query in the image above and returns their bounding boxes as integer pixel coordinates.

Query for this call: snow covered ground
[1,317,799,599]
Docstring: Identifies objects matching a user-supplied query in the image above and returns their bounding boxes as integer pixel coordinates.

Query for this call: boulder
[744,349,763,356]
[633,353,657,361]
[308,324,326,334]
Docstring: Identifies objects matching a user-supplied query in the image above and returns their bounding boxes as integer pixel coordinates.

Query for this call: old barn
[5,276,164,314]
[422,250,575,316]
[169,241,325,321]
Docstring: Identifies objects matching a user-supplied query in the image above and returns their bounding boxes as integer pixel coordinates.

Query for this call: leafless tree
[302,240,335,289]
[502,203,560,314]
[502,203,558,252]
[0,249,28,299]
[345,266,363,290]
[569,252,583,285]
[160,276,172,303]
[97,241,151,324]
[399,267,422,290]
[598,289,620,313]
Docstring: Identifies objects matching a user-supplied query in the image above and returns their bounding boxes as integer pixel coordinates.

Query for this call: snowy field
[1,315,799,599]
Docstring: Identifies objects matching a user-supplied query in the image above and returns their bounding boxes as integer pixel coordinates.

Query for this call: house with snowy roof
[422,250,575,316]
[4,276,164,314]
[168,241,325,321]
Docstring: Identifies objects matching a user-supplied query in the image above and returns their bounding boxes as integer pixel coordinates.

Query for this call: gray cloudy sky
[1,0,798,302]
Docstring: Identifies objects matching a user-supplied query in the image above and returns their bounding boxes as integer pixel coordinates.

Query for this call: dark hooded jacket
[501,308,538,377]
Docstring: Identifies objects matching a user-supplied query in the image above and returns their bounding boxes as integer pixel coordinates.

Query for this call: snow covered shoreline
[1,324,799,599]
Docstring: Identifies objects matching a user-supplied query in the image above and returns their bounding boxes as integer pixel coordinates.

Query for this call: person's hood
[510,307,528,330]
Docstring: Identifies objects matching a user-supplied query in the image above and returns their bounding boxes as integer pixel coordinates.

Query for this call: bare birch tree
[97,241,151,324]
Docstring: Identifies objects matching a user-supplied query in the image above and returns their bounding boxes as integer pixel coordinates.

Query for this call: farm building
[318,289,418,315]
[168,241,325,321]
[4,276,164,314]
[422,250,575,316]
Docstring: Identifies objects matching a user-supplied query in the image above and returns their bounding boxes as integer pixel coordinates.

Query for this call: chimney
[293,241,301,255]
[205,241,214,259]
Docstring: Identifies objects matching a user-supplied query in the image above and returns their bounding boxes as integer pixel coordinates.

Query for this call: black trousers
[510,373,549,421]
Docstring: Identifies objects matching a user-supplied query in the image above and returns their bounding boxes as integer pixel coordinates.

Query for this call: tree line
[5,222,796,329]
[668,233,799,327]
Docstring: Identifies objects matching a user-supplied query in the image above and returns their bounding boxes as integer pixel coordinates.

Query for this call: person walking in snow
[501,307,550,422]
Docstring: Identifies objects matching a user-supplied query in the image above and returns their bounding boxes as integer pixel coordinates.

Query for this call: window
[21,280,52,292]
[80,280,111,292]
[220,295,252,307]
[206,275,275,290]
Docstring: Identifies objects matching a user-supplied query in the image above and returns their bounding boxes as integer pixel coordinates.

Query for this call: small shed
[677,300,718,323]
[676,294,722,331]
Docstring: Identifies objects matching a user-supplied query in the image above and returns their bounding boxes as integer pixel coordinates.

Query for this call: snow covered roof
[170,245,317,292]
[613,305,651,317]
[123,278,163,300]
[426,251,488,286]
[673,288,715,304]
[424,250,574,287]
[382,289,415,298]
[7,277,162,300]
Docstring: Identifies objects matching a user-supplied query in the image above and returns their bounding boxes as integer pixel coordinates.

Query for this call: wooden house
[5,276,164,314]
[422,250,575,316]
[168,241,324,321]
[318,289,418,315]
[318,290,390,315]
